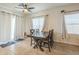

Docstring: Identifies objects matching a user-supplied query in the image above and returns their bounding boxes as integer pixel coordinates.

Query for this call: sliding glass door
[10,15,16,41]
[0,12,11,41]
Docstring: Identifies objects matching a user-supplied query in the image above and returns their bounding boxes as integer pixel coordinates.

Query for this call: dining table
[27,31,49,51]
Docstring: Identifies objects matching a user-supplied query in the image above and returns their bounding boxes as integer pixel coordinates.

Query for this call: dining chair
[36,29,39,33]
[43,29,54,52]
[30,29,35,46]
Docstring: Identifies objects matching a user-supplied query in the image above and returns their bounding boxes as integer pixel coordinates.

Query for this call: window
[64,13,79,34]
[32,16,45,31]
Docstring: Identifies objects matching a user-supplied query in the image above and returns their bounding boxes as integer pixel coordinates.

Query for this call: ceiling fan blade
[27,9,32,13]
[28,7,34,9]
[16,3,33,13]
[15,6,24,9]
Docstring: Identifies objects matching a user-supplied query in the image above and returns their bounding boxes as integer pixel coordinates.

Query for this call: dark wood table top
[27,32,49,39]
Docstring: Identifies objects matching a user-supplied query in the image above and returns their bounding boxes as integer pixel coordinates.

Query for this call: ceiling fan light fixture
[23,9,29,13]
[17,3,34,14]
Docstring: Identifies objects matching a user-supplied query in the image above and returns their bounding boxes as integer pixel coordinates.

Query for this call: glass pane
[32,16,45,31]
[64,13,79,24]
[64,13,79,34]
[66,25,79,34]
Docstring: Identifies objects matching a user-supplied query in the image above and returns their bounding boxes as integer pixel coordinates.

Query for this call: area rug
[0,39,24,48]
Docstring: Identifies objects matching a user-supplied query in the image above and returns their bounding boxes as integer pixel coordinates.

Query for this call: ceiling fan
[16,3,34,13]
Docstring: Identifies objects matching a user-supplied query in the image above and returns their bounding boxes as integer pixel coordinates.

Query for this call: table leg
[39,40,44,51]
[33,39,44,51]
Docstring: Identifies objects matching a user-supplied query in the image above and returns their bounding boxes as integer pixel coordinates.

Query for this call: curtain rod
[31,14,48,18]
[61,10,79,13]
[0,10,23,17]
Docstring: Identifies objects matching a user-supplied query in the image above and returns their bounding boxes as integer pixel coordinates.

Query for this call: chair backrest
[30,29,35,34]
[36,29,39,33]
[48,29,53,41]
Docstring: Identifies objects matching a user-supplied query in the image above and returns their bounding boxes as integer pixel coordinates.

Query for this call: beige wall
[25,4,79,46]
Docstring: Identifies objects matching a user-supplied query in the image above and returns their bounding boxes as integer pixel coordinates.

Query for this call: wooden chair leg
[48,43,51,52]
[50,42,53,48]
[48,46,51,52]
[31,38,32,46]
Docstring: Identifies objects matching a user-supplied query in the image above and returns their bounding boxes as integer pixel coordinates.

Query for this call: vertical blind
[10,15,16,40]
[0,11,24,42]
[14,16,24,39]
[0,12,11,41]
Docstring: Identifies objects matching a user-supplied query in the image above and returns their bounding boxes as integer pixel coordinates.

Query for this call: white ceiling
[0,3,71,14]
